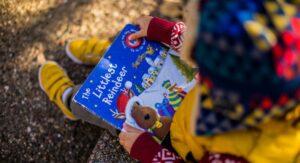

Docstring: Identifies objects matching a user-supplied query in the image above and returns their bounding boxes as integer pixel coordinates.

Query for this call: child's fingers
[119,138,124,145]
[132,17,144,26]
[123,123,143,133]
[119,132,127,144]
[119,132,124,140]
[132,18,141,26]
[129,31,144,40]
[123,123,131,131]
[122,123,130,132]
[119,130,128,138]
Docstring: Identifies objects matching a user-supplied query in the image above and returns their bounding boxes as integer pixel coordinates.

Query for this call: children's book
[73,24,196,134]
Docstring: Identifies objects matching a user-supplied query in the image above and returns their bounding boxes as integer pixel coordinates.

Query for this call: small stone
[27,127,31,133]
[4,85,9,91]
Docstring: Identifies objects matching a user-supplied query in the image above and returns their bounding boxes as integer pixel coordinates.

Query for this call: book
[73,24,196,132]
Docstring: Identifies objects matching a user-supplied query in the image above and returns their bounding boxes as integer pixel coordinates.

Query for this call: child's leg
[67,85,118,136]
[66,37,110,65]
[39,61,117,135]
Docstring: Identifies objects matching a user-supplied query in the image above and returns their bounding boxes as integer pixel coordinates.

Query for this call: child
[39,1,300,162]
[119,1,300,163]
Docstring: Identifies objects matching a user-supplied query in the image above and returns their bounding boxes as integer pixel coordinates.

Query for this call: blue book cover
[73,24,196,130]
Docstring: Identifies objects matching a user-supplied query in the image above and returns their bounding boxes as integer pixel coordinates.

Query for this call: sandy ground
[0,0,183,162]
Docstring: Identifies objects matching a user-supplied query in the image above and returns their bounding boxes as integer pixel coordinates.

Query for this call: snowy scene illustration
[109,50,197,124]
[124,52,197,129]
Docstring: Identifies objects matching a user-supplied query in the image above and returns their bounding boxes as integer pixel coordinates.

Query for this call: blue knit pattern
[193,0,300,135]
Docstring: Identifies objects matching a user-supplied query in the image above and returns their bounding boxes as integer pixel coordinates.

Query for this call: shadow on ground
[0,0,183,162]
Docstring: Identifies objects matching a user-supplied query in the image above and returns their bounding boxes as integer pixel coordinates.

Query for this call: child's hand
[119,123,144,153]
[129,16,153,40]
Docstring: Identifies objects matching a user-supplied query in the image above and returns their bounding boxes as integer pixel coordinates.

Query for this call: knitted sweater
[130,11,300,162]
[129,1,300,160]
[129,17,248,163]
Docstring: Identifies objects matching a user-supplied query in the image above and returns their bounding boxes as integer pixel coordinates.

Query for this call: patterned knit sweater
[129,17,248,163]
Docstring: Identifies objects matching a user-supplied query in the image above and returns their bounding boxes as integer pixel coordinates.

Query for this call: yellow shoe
[66,37,110,65]
[38,61,77,120]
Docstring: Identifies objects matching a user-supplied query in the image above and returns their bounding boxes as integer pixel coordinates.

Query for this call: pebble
[4,85,9,91]
[27,127,32,133]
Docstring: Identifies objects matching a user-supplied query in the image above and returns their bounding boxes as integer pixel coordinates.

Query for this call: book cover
[73,24,196,132]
